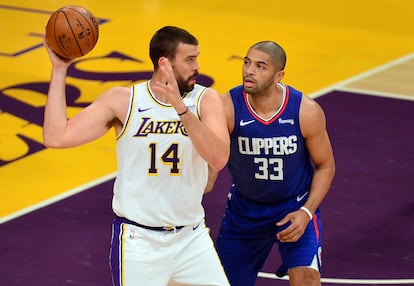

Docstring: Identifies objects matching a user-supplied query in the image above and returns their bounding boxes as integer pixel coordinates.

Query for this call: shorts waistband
[116,216,185,232]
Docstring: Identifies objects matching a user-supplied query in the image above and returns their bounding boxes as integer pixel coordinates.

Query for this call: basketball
[45,5,99,60]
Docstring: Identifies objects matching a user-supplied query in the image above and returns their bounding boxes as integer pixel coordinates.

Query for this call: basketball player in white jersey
[43,26,230,285]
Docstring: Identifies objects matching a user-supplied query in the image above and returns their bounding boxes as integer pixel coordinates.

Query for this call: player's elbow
[43,138,60,149]
[330,158,336,178]
[42,131,64,148]
[210,160,226,172]
[210,151,229,171]
[320,157,336,181]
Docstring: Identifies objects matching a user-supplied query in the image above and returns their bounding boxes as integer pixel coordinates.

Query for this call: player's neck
[247,83,284,119]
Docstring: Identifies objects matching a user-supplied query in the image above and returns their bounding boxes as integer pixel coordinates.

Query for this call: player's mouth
[243,76,255,88]
[189,77,197,84]
[188,75,197,85]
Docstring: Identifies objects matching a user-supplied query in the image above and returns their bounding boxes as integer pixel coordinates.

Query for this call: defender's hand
[276,209,310,242]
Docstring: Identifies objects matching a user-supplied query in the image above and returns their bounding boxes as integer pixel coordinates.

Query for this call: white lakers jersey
[112,81,208,227]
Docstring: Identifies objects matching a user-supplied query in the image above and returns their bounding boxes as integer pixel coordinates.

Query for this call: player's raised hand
[43,35,72,68]
[152,57,182,107]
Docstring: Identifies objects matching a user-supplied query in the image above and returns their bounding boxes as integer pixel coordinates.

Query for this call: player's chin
[243,84,255,94]
[185,81,196,91]
[180,84,195,94]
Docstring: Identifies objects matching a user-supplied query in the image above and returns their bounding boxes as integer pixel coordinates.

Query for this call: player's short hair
[251,41,286,71]
[150,26,198,69]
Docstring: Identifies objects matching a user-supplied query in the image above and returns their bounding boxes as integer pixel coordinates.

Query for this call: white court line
[309,52,414,99]
[258,272,414,285]
[339,86,414,101]
[0,172,117,224]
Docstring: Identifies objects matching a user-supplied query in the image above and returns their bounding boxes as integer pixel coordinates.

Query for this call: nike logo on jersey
[296,191,309,202]
[138,107,152,112]
[192,222,201,231]
[240,119,255,127]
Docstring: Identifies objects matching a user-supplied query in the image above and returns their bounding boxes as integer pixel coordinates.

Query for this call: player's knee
[288,267,320,286]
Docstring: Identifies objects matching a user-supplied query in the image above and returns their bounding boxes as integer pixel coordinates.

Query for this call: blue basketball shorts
[216,188,322,286]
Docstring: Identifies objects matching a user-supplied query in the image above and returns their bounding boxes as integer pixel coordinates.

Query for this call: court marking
[0,172,117,224]
[2,53,413,285]
[310,52,414,100]
[258,272,414,285]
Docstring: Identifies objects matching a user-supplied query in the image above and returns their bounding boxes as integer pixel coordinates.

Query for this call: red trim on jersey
[243,86,290,125]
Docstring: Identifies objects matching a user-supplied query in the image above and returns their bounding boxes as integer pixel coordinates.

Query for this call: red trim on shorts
[312,215,320,241]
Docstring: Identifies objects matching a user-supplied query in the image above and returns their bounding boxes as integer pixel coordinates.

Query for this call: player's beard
[177,72,199,95]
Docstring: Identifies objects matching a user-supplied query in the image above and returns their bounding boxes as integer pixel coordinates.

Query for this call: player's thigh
[170,224,229,286]
[110,222,172,286]
[217,233,274,286]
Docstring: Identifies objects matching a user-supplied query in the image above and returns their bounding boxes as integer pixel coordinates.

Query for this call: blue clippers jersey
[228,83,313,203]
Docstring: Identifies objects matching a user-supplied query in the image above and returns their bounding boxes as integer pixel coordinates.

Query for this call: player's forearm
[304,163,335,214]
[204,165,220,194]
[43,68,70,148]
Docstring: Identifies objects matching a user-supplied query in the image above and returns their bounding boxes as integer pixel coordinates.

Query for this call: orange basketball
[45,5,99,60]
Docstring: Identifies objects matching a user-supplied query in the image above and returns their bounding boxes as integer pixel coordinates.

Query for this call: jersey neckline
[243,82,289,125]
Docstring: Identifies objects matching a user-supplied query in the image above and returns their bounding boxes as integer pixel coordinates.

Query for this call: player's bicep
[65,102,112,142]
[307,129,334,168]
[63,88,126,146]
[300,96,333,166]
[220,92,235,133]
[200,89,230,144]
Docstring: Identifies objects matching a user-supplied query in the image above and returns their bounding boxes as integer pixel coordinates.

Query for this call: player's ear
[275,70,285,82]
[158,57,170,66]
[154,57,167,71]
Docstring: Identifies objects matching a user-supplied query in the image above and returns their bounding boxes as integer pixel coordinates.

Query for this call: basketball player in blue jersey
[212,41,335,285]
[43,26,230,285]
